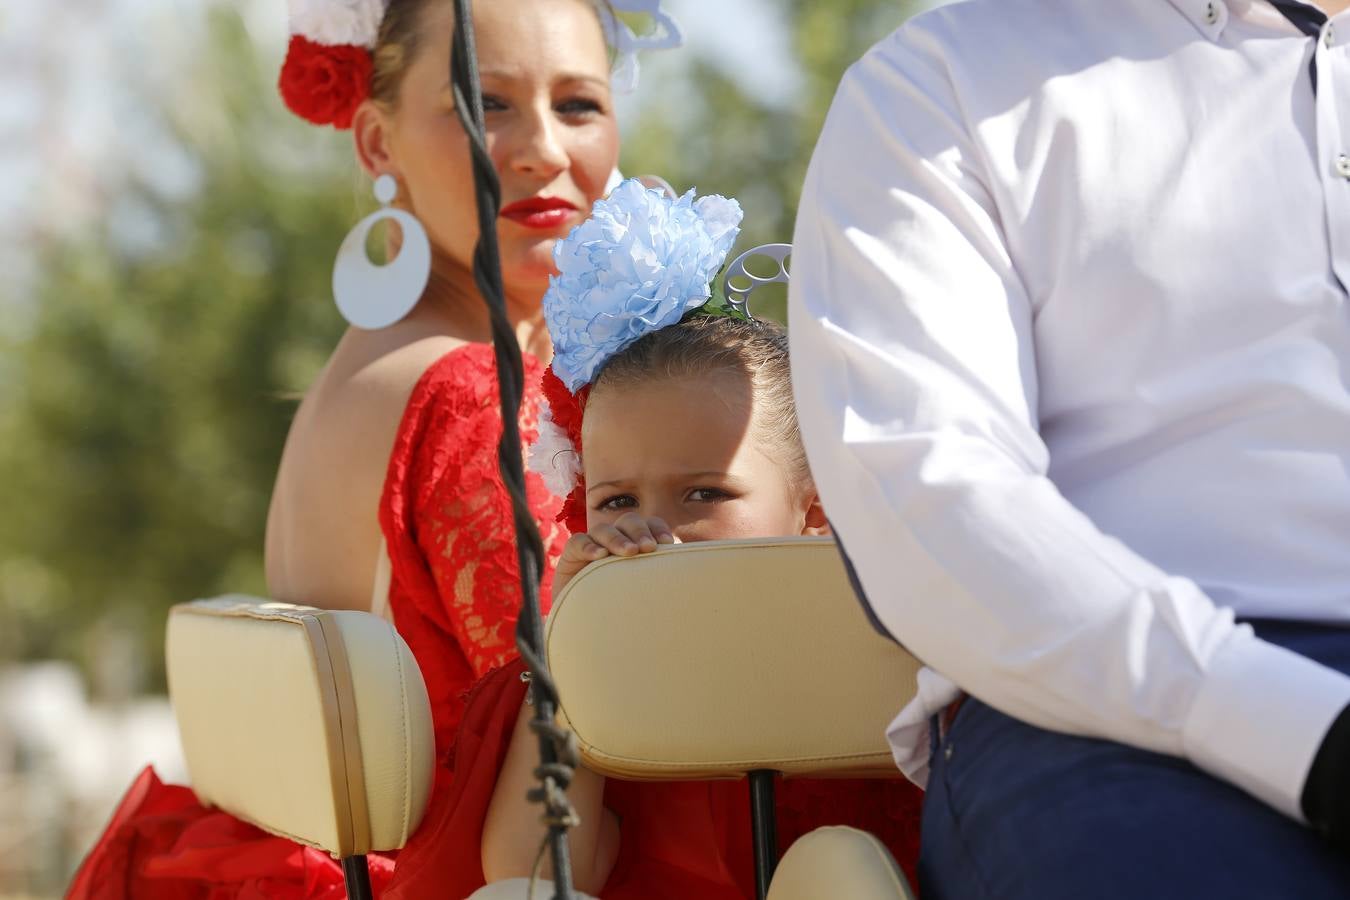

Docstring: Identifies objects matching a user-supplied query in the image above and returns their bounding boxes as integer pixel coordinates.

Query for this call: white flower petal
[527,409,582,499]
[288,0,387,48]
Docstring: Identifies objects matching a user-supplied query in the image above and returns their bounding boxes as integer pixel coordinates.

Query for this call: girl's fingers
[582,515,674,558]
[588,523,641,555]
[613,513,660,550]
[647,516,675,544]
[563,533,609,562]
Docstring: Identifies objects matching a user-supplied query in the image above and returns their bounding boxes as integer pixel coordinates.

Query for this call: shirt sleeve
[787,29,1350,821]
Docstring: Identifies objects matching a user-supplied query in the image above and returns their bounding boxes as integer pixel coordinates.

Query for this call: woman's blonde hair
[369,0,616,108]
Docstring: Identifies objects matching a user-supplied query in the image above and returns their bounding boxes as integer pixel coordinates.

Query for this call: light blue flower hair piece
[543,178,743,393]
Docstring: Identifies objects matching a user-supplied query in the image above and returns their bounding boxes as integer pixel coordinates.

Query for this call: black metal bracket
[341,855,373,900]
[749,769,778,900]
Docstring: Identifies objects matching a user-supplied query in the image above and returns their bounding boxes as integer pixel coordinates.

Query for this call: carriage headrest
[545,537,922,780]
[165,597,435,857]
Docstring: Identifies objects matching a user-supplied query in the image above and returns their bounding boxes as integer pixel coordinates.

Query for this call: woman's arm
[481,699,619,894]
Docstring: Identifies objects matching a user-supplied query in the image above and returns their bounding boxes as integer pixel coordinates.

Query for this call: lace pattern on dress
[380,344,568,748]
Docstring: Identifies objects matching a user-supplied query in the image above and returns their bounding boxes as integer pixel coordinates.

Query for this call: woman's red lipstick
[500,196,578,230]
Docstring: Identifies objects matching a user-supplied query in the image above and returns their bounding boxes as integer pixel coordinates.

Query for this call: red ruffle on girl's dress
[66,766,395,900]
[385,659,925,900]
[277,35,372,130]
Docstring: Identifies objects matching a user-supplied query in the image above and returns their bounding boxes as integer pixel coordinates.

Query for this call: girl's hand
[552,513,676,601]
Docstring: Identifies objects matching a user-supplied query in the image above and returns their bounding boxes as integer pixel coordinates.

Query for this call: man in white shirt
[791,0,1350,894]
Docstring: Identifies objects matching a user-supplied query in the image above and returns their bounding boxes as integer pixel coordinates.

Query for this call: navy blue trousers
[919,621,1350,899]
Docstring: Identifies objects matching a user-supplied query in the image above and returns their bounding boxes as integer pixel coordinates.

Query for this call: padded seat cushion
[767,826,916,900]
[166,597,434,857]
[546,538,922,780]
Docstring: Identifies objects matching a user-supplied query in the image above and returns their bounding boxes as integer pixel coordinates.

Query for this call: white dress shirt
[790,0,1350,821]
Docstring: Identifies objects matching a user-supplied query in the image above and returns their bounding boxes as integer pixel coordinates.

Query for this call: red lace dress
[379,344,567,757]
[385,659,924,899]
[68,344,567,899]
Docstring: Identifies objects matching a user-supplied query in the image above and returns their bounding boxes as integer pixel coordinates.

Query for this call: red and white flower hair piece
[278,0,682,130]
[530,370,591,533]
[278,0,388,130]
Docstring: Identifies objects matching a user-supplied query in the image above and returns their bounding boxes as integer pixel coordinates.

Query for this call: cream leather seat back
[766,826,917,900]
[545,538,922,899]
[546,537,922,780]
[166,597,435,859]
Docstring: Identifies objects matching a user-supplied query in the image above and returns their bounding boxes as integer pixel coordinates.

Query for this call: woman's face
[372,0,619,297]
[580,371,823,543]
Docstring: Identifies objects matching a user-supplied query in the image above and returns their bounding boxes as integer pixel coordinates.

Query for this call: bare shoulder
[265,321,468,609]
[318,324,468,428]
[283,321,469,497]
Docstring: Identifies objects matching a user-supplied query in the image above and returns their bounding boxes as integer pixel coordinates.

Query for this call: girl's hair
[370,0,616,108]
[591,316,811,489]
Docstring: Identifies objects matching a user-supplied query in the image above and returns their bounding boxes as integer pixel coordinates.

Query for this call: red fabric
[380,344,567,756]
[66,767,396,899]
[539,366,587,447]
[69,345,565,899]
[277,35,372,130]
[386,660,925,900]
[540,365,590,533]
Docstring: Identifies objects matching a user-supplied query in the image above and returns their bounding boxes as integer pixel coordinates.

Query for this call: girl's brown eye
[688,488,730,503]
[598,494,637,511]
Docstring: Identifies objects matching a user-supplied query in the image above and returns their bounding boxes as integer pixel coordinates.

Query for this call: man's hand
[552,512,676,602]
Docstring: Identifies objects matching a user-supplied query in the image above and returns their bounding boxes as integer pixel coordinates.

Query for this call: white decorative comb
[721,243,791,320]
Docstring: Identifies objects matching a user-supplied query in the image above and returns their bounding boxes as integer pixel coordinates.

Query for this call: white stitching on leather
[390,622,413,845]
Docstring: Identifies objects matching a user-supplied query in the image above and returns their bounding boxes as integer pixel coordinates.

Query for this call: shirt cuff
[1183,630,1350,821]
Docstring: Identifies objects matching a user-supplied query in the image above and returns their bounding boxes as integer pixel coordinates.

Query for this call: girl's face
[580,371,824,542]
[359,0,619,298]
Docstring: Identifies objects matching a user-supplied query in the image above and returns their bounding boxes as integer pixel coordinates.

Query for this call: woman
[69,0,650,895]
[266,0,618,757]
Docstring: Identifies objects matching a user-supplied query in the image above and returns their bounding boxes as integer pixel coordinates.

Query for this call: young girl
[383,180,921,900]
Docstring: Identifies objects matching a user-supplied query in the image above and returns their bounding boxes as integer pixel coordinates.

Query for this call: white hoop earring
[332,174,432,330]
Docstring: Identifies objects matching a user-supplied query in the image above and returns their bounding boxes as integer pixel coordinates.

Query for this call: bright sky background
[0,1,794,232]
[0,0,939,312]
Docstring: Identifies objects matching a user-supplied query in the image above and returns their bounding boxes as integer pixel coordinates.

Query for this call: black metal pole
[448,3,576,898]
[340,855,373,900]
[749,770,778,900]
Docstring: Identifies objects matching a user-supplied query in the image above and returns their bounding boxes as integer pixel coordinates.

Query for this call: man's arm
[788,27,1350,822]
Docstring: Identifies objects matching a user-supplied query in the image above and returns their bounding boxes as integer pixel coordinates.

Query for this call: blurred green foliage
[0,0,935,694]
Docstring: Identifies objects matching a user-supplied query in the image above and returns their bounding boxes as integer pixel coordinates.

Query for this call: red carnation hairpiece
[537,365,591,534]
[559,488,588,536]
[278,35,372,130]
[541,367,589,447]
